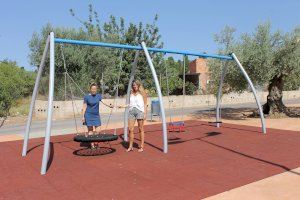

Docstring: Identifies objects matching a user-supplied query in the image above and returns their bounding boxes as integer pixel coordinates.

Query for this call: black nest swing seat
[73,134,118,156]
[74,134,118,143]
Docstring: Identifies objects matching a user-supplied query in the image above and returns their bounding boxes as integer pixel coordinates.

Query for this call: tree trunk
[262,74,287,116]
[0,116,7,128]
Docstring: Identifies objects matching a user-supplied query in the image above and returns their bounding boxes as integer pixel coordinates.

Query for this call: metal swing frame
[22,32,266,175]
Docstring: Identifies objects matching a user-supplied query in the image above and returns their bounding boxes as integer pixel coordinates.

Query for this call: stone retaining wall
[34,90,300,118]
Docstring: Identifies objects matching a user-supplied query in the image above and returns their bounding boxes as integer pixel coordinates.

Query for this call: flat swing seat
[208,121,223,124]
[169,121,185,126]
[168,121,185,132]
[74,134,118,143]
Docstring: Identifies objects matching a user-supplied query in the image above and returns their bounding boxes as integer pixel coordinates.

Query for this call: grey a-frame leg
[41,32,56,174]
[123,51,140,142]
[22,35,50,156]
[141,42,168,153]
[232,53,266,134]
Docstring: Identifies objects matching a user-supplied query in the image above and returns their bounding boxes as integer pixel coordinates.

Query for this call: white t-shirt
[129,93,145,112]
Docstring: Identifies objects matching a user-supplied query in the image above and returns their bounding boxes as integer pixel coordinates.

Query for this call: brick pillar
[189,58,209,93]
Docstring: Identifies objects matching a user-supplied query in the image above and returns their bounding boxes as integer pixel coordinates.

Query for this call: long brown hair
[132,80,146,97]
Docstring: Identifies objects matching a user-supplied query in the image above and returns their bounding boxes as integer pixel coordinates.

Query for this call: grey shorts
[129,107,144,120]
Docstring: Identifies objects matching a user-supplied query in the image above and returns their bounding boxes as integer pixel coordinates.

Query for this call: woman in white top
[119,80,147,152]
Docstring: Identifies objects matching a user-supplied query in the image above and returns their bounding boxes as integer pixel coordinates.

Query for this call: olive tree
[29,4,164,98]
[209,23,300,116]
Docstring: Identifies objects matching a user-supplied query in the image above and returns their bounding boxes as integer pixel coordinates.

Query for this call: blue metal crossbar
[54,38,233,60]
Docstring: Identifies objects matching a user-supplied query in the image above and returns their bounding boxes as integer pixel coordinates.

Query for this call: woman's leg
[94,126,102,148]
[95,126,101,134]
[87,126,94,135]
[137,119,145,152]
[87,126,95,148]
[127,119,135,151]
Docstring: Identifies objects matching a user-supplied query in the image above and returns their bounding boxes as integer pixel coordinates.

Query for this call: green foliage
[29,4,168,99]
[185,82,197,95]
[0,61,36,117]
[208,23,300,95]
[29,4,193,99]
[159,56,184,96]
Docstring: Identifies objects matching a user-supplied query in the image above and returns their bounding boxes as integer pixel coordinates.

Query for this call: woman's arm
[100,100,114,108]
[118,93,131,109]
[118,104,129,109]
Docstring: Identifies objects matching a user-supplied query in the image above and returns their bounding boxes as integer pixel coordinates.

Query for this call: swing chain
[104,49,125,133]
[59,44,80,135]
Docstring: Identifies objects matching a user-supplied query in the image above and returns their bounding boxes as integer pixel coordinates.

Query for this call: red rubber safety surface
[1,120,300,200]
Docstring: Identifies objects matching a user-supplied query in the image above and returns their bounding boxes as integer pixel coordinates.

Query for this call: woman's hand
[82,117,85,123]
[100,100,115,109]
[118,105,128,109]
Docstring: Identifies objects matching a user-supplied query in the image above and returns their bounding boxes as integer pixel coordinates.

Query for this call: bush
[0,61,36,117]
[185,81,197,95]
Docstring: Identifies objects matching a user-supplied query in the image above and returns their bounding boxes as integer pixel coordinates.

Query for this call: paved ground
[0,106,200,136]
[1,120,300,200]
[200,111,300,200]
[1,99,299,200]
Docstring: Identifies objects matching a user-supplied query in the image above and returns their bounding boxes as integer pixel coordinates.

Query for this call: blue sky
[0,0,299,70]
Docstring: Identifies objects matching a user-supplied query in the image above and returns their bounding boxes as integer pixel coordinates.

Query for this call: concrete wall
[34,90,300,119]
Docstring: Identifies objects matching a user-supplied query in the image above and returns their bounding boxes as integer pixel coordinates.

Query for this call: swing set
[22,32,266,175]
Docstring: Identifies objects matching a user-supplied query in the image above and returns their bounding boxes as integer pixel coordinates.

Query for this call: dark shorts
[128,107,144,120]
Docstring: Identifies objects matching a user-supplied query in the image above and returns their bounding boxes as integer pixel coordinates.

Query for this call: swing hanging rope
[164,54,186,125]
[103,49,124,134]
[164,53,173,123]
[59,44,82,134]
[59,44,124,135]
[181,55,186,122]
[209,60,225,124]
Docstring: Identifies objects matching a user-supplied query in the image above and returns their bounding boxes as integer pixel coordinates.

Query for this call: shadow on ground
[168,131,300,176]
[191,107,256,121]
[191,106,300,120]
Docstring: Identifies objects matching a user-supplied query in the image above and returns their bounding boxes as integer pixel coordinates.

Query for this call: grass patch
[9,97,31,116]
